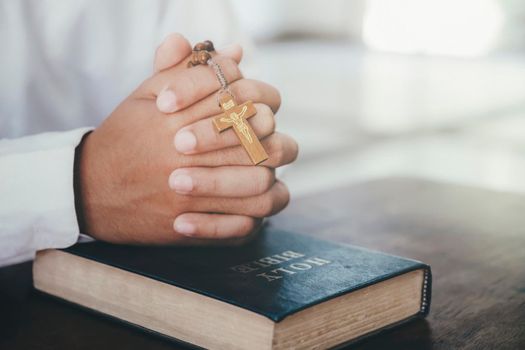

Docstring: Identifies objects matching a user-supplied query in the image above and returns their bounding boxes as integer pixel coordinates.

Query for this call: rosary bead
[194,42,207,51]
[194,40,214,52]
[198,51,211,64]
[203,40,215,51]
[188,40,215,68]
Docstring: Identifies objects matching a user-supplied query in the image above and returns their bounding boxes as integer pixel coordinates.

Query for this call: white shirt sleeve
[0,128,93,267]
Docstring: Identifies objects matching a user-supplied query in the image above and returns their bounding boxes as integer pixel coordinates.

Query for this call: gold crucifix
[213,92,269,165]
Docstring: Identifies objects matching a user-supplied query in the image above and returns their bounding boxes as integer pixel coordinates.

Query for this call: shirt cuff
[0,128,93,265]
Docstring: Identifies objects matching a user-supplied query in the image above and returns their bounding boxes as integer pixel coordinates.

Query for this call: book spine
[419,267,432,316]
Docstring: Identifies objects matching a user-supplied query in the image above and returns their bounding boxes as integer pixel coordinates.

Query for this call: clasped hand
[78,34,298,244]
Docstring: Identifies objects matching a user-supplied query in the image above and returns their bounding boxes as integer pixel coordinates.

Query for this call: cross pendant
[213,93,269,165]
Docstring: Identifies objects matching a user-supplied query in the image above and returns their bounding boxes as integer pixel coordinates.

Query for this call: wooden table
[1,178,524,349]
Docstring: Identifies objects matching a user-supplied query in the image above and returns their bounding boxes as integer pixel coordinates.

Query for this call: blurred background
[229,0,525,197]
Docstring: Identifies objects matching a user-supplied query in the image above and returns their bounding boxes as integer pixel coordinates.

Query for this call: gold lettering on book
[229,251,331,282]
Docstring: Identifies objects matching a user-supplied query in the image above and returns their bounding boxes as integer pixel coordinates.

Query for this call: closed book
[33,229,431,349]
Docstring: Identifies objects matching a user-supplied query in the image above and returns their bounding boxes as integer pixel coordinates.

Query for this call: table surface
[1,178,524,350]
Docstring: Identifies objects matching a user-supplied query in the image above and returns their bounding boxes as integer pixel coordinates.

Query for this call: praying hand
[0,32,298,267]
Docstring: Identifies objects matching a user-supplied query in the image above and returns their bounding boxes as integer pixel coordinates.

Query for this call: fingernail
[156,89,178,113]
[174,130,197,153]
[174,218,195,236]
[169,172,193,193]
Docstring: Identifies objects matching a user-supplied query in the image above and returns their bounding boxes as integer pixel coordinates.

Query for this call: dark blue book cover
[63,228,431,322]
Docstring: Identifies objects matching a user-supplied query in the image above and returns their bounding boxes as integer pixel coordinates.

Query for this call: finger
[191,180,290,218]
[153,33,192,73]
[170,79,281,130]
[171,43,243,72]
[216,44,243,64]
[149,55,243,113]
[173,103,275,154]
[155,40,243,74]
[168,166,275,197]
[173,213,260,239]
[180,132,299,169]
[169,225,261,246]
[230,79,281,114]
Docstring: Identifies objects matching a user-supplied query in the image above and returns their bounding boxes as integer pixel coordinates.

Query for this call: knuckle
[290,137,299,162]
[260,181,289,216]
[218,57,242,81]
[258,104,275,126]
[268,134,285,165]
[267,116,276,135]
[233,79,283,110]
[279,182,291,210]
[269,133,299,166]
[255,192,275,217]
[260,168,275,193]
[274,87,282,112]
[236,79,262,102]
[257,102,272,115]
[251,168,274,195]
[239,218,256,237]
[249,82,263,102]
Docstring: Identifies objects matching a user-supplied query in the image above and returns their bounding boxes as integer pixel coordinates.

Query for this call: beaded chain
[188,40,233,104]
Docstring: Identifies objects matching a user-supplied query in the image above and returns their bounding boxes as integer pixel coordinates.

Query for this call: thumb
[153,33,192,73]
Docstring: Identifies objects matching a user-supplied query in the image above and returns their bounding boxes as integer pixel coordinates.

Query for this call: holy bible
[33,229,431,349]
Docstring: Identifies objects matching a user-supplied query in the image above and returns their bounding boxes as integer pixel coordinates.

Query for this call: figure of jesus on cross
[213,92,269,165]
